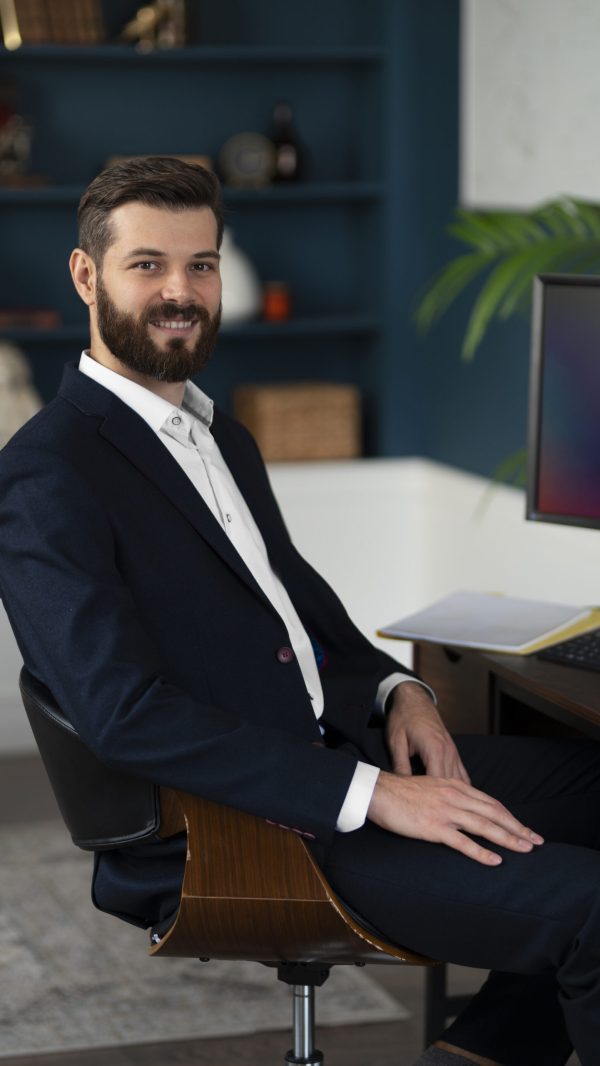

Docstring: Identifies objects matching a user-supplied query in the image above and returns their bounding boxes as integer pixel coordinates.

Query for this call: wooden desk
[413,641,600,741]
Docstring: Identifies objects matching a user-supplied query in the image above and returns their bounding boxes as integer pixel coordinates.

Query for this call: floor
[0,954,481,1066]
[0,756,579,1066]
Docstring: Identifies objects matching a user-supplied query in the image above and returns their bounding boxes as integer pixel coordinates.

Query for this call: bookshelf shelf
[0,183,384,206]
[0,44,383,64]
[190,316,380,339]
[0,185,83,204]
[0,317,380,346]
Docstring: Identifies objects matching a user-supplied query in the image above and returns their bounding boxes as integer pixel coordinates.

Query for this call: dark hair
[77,156,224,264]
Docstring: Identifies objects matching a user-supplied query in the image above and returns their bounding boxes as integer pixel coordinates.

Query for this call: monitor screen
[527,273,600,530]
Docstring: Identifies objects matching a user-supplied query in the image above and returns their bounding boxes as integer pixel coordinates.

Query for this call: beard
[95,274,221,383]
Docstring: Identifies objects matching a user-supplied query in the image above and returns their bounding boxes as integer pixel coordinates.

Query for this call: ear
[69,248,98,307]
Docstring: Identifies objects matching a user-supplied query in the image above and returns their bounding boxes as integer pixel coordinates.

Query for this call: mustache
[142,303,211,324]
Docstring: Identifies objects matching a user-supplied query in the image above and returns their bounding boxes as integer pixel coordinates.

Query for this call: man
[0,157,600,1066]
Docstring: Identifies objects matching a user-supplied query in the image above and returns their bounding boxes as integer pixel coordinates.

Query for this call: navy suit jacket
[0,364,416,926]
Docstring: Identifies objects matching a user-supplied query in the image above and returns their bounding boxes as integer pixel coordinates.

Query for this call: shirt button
[277,646,295,664]
[172,416,182,425]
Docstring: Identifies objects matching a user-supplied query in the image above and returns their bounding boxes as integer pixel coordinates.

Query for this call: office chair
[19,666,470,1065]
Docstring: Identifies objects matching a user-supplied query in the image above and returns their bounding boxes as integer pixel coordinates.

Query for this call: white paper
[379,590,591,653]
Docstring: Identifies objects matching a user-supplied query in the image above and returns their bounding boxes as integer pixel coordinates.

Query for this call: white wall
[270,458,600,620]
[461,0,600,207]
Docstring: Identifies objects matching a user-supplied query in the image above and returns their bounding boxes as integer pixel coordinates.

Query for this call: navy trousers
[321,734,600,1066]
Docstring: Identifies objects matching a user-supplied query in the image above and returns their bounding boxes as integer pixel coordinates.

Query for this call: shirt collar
[78,352,214,440]
[181,379,214,429]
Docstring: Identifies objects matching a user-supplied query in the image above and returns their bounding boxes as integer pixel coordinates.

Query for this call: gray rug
[0,820,410,1056]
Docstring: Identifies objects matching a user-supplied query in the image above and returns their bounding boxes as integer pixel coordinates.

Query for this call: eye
[191,262,215,273]
[132,261,160,271]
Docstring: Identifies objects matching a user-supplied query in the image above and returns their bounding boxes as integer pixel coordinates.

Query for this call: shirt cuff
[375,673,437,716]
[335,761,380,832]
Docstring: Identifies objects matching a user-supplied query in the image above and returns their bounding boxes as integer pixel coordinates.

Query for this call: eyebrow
[123,247,221,261]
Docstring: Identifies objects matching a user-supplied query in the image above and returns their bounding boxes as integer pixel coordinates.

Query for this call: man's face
[94,202,222,382]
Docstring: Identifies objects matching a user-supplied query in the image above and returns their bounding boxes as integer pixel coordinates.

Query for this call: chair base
[283,986,324,1065]
[277,959,471,1059]
[279,965,329,1065]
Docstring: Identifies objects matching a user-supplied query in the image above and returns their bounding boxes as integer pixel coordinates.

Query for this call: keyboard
[537,627,600,672]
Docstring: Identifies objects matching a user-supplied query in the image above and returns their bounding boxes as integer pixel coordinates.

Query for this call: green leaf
[533,197,597,239]
[472,447,528,521]
[486,212,546,246]
[492,447,528,487]
[446,213,510,252]
[461,254,536,360]
[415,197,600,359]
[497,239,600,320]
[562,247,600,275]
[414,252,493,334]
[568,200,600,238]
[446,209,545,251]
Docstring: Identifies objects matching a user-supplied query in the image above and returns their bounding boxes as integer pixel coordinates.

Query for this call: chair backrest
[19,666,160,850]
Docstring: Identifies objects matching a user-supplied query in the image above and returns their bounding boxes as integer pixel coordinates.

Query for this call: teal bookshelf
[0,0,459,456]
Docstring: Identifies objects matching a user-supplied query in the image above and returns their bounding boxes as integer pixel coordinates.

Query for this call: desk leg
[413,643,493,735]
[424,965,472,1047]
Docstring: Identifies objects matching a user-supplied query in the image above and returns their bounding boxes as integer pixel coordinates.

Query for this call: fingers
[455,757,471,786]
[448,782,542,837]
[465,788,544,844]
[390,732,413,776]
[440,750,471,784]
[421,738,471,784]
[454,809,537,853]
[420,743,446,779]
[367,772,545,869]
[451,750,475,784]
[444,820,541,867]
[440,785,544,863]
[445,830,505,866]
[385,692,471,784]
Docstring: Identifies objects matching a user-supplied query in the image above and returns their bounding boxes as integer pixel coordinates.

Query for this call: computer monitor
[527,273,600,530]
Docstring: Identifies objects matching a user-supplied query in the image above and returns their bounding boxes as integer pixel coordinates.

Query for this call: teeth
[153,320,194,330]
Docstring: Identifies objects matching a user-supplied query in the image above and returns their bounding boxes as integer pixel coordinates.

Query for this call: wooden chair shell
[152,788,433,967]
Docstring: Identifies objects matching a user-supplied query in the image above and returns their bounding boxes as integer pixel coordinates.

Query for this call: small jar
[262,281,292,322]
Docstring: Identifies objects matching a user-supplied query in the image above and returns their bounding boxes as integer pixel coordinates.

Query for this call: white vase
[0,343,43,448]
[219,228,262,323]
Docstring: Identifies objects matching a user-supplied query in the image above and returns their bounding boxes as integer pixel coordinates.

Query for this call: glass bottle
[270,100,304,183]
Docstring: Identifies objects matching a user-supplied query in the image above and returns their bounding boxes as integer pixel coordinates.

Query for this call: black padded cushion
[19,666,160,851]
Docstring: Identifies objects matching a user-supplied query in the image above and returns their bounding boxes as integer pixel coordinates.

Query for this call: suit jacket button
[277,646,295,664]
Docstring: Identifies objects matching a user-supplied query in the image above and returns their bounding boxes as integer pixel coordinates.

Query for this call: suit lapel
[211,410,268,530]
[211,409,289,563]
[60,365,276,615]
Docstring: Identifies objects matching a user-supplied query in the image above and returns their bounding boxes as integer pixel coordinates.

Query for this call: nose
[159,269,194,304]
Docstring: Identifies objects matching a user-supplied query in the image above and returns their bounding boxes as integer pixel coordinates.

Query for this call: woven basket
[233,381,362,461]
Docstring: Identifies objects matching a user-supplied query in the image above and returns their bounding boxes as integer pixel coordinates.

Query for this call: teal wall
[1,1,535,481]
[376,0,531,480]
[422,304,531,480]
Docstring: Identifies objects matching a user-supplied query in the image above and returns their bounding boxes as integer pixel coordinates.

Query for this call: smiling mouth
[151,318,197,331]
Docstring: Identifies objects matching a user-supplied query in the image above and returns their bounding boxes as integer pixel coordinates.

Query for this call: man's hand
[367,770,544,866]
[378,682,544,864]
[385,681,470,782]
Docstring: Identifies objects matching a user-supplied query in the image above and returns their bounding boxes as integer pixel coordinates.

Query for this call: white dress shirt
[79,352,432,830]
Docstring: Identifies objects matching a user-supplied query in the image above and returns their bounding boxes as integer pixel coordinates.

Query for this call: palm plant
[415,197,600,361]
